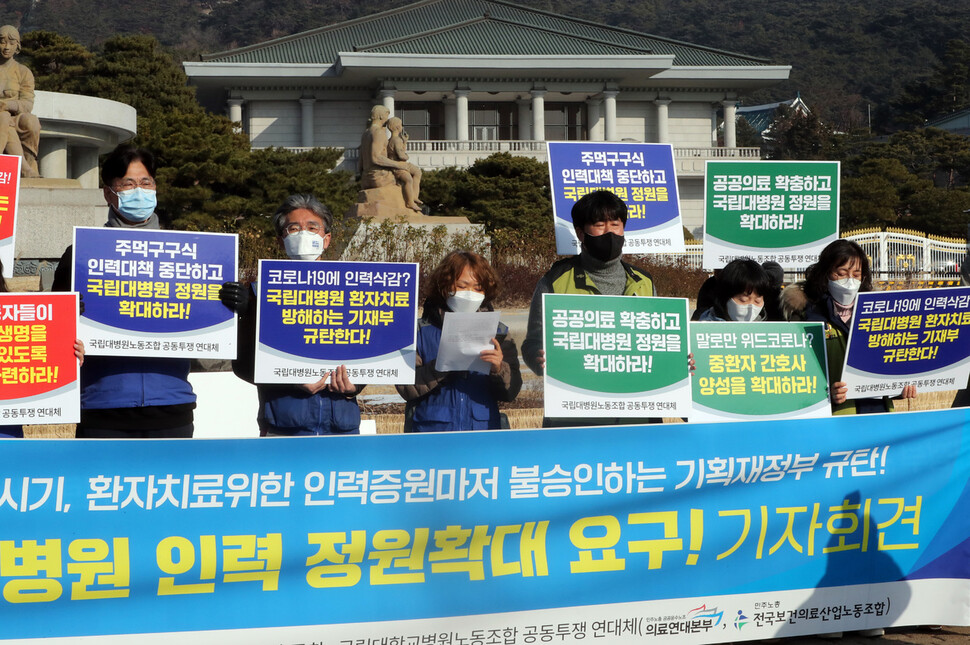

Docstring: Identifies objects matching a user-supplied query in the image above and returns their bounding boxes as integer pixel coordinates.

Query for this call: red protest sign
[0,154,21,244]
[0,293,78,401]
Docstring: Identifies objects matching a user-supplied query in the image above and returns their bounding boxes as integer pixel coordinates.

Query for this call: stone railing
[674,146,761,159]
[644,230,968,280]
[287,142,759,172]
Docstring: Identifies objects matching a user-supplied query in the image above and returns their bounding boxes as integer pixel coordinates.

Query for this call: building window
[398,102,445,140]
[545,103,586,141]
[470,102,516,140]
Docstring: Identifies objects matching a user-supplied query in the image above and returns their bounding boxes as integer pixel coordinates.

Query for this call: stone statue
[386,116,422,211]
[0,25,40,178]
[358,105,421,213]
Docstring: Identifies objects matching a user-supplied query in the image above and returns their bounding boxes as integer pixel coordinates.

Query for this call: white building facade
[184,0,790,233]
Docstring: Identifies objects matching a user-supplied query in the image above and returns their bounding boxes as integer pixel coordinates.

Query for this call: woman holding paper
[396,251,521,432]
[784,239,916,414]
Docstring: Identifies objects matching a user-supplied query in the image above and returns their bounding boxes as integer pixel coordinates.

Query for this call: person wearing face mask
[784,239,916,415]
[522,190,657,427]
[697,259,773,322]
[395,251,521,432]
[51,145,208,438]
[523,190,656,376]
[221,194,364,436]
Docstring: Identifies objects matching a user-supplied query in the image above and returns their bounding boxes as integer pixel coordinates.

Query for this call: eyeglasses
[284,222,324,235]
[113,178,156,191]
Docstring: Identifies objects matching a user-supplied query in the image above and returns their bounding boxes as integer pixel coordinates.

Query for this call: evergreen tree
[892,39,970,127]
[763,105,836,160]
[82,35,200,116]
[840,158,931,230]
[20,30,358,247]
[20,31,94,94]
[421,153,552,235]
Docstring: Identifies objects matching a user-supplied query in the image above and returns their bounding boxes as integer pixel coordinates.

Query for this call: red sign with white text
[0,292,80,424]
[0,154,21,278]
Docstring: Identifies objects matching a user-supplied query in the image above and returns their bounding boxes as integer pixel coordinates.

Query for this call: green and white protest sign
[543,294,691,418]
[690,321,830,422]
[703,160,839,270]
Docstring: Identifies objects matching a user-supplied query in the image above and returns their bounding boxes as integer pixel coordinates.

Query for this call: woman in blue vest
[397,251,521,432]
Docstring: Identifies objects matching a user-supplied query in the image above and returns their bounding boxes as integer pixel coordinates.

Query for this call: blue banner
[843,287,970,398]
[254,259,417,384]
[547,142,684,255]
[2,409,970,642]
[73,227,238,359]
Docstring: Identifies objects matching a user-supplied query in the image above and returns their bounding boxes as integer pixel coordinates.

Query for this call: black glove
[219,281,250,314]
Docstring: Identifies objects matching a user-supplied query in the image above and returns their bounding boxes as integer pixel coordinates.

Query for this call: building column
[380,88,396,117]
[603,90,618,141]
[227,97,245,124]
[655,98,671,144]
[517,98,531,140]
[39,137,68,179]
[444,98,457,140]
[722,100,737,148]
[531,89,546,142]
[455,89,470,141]
[299,97,315,148]
[587,98,604,141]
[73,147,100,189]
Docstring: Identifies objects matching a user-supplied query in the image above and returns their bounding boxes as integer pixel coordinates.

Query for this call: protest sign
[703,160,839,270]
[0,154,21,278]
[73,228,237,359]
[1,409,969,643]
[254,259,417,385]
[690,321,830,422]
[543,293,691,417]
[0,292,79,424]
[842,287,970,398]
[547,142,684,255]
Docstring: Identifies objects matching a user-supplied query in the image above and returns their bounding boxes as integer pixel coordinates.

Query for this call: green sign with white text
[703,160,839,270]
[543,294,691,418]
[690,321,831,421]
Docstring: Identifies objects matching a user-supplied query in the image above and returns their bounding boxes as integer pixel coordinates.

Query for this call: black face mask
[583,231,625,262]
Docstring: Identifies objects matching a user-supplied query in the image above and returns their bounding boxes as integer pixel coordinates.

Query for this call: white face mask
[828,277,861,306]
[727,299,763,322]
[446,290,485,313]
[283,231,325,261]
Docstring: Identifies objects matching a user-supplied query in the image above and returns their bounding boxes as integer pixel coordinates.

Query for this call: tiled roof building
[185,0,790,231]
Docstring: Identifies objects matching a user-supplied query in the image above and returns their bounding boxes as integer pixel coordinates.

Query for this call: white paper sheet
[435,311,501,374]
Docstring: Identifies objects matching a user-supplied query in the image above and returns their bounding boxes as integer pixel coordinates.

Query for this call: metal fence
[643,228,968,280]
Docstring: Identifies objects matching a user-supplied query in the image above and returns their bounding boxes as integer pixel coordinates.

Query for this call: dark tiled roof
[203,0,769,67]
[737,97,807,133]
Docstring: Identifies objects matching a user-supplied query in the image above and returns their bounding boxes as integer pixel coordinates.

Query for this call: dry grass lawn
[26,389,958,438]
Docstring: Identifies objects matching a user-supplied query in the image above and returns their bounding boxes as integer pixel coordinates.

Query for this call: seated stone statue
[357,105,420,213]
[386,117,422,210]
[0,25,40,178]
